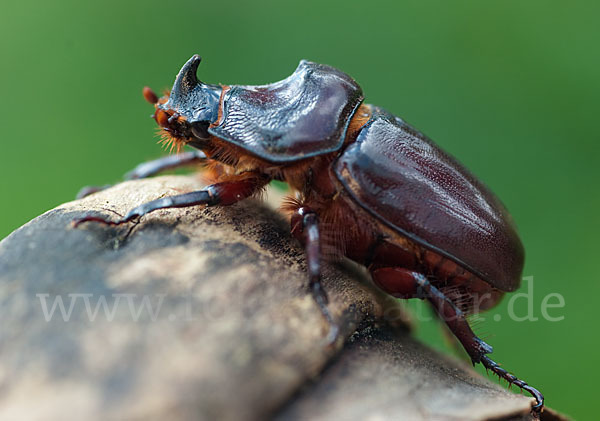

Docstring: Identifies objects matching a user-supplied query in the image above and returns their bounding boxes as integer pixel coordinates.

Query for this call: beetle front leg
[291,207,339,345]
[76,150,208,199]
[123,150,207,180]
[74,174,268,227]
[371,267,544,414]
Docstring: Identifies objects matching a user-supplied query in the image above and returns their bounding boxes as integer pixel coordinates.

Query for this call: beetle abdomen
[334,106,524,292]
[208,60,363,163]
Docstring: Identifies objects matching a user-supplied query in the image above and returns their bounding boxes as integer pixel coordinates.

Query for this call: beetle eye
[191,122,210,140]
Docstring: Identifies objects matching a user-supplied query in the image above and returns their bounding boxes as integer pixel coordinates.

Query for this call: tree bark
[0,176,566,421]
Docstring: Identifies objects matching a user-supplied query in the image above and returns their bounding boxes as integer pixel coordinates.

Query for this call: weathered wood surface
[0,176,565,420]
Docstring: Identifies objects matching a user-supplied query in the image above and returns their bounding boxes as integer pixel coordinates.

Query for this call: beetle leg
[123,150,207,180]
[371,267,544,414]
[74,174,268,227]
[76,184,113,199]
[76,150,207,199]
[480,356,544,413]
[291,207,339,345]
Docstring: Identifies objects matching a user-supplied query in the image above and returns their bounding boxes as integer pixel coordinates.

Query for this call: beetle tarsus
[481,355,544,414]
[293,208,340,345]
[371,269,544,413]
[76,151,208,200]
[311,281,339,345]
[74,177,267,228]
[76,184,113,199]
[418,273,544,412]
[123,150,207,180]
[72,214,134,228]
[75,190,214,228]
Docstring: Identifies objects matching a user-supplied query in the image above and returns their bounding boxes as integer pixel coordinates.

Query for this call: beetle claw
[73,214,134,228]
[480,355,544,414]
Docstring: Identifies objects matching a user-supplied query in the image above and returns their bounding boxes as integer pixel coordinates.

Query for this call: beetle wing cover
[209,61,363,163]
[335,107,524,291]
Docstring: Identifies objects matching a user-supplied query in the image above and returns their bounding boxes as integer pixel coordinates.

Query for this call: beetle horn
[172,54,202,96]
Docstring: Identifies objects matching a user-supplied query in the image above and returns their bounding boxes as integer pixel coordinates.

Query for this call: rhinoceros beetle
[76,55,543,413]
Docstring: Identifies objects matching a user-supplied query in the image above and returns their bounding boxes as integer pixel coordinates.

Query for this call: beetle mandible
[75,55,544,413]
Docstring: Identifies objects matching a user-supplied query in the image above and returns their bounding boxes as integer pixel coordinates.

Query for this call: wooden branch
[0,176,567,421]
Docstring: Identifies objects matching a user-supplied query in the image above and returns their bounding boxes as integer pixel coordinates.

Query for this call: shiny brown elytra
[75,55,543,414]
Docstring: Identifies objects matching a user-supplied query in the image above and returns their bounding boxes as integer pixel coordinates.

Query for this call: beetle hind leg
[481,355,544,413]
[371,267,544,414]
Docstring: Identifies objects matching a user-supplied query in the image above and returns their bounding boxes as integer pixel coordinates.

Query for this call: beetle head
[144,55,222,152]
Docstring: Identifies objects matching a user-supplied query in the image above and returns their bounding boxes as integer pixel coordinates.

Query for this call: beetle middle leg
[371,267,544,413]
[76,150,208,199]
[290,207,339,345]
[74,173,269,226]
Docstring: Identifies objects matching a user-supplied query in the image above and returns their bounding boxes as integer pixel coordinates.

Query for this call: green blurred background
[1,0,598,418]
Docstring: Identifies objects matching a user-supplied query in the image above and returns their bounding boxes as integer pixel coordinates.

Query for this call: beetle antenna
[142,86,159,104]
